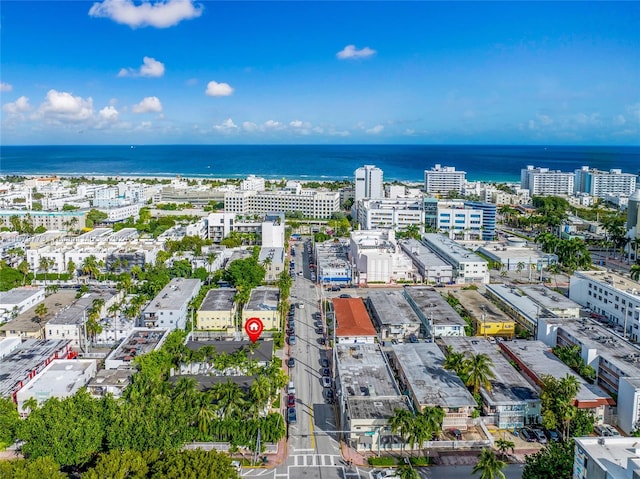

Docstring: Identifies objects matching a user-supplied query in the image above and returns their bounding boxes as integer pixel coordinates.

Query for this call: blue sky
[1,1,639,145]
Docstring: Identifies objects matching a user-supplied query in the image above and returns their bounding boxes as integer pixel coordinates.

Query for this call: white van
[287,381,296,395]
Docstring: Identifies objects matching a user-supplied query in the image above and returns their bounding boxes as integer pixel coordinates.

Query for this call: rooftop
[367,289,422,327]
[519,285,581,313]
[336,343,401,399]
[199,288,237,312]
[186,339,273,364]
[348,396,410,421]
[402,286,467,327]
[48,290,118,325]
[391,342,477,409]
[106,328,169,365]
[574,437,640,479]
[448,289,513,324]
[18,359,96,401]
[574,270,640,297]
[0,290,77,334]
[0,287,44,305]
[0,339,71,398]
[441,337,539,406]
[398,238,450,268]
[169,374,257,392]
[245,287,279,311]
[500,340,613,406]
[144,278,201,313]
[422,233,487,266]
[485,283,542,327]
[333,298,377,337]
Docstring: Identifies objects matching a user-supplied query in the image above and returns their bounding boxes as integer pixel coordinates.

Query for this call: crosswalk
[289,454,342,467]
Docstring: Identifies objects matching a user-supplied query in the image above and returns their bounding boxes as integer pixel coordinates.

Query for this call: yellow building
[475,317,515,339]
[196,289,237,331]
[241,287,280,331]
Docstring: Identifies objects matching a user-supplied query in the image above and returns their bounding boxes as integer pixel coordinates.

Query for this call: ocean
[1,145,638,183]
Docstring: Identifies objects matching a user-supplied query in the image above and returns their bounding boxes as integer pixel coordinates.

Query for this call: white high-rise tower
[354,165,384,204]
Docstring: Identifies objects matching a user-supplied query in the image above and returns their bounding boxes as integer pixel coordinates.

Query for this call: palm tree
[397,464,420,479]
[107,302,120,340]
[420,406,445,438]
[495,438,515,459]
[82,255,100,281]
[250,375,272,413]
[34,303,48,326]
[516,262,525,280]
[631,264,640,282]
[38,256,51,286]
[212,380,246,419]
[66,259,77,283]
[196,401,216,436]
[389,408,414,457]
[18,260,30,286]
[22,397,38,414]
[472,448,506,479]
[464,353,496,395]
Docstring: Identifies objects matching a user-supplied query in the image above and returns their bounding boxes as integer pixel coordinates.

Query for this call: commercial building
[334,343,410,453]
[104,328,170,370]
[573,436,640,479]
[349,229,415,285]
[224,188,340,219]
[16,359,97,414]
[569,271,640,343]
[0,209,86,231]
[441,337,540,428]
[500,340,613,423]
[521,165,575,196]
[196,288,238,331]
[242,287,280,331]
[402,286,466,338]
[366,289,422,342]
[0,337,21,360]
[333,298,377,344]
[422,234,489,284]
[424,165,466,196]
[0,339,72,401]
[519,285,582,318]
[447,289,515,338]
[476,241,558,275]
[485,283,553,336]
[314,239,353,286]
[390,343,477,429]
[356,198,423,232]
[354,165,384,204]
[398,239,453,285]
[574,166,638,198]
[464,201,497,241]
[142,278,201,330]
[436,204,483,241]
[0,287,45,322]
[206,212,285,247]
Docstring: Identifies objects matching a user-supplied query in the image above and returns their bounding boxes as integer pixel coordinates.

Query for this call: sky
[1,0,639,146]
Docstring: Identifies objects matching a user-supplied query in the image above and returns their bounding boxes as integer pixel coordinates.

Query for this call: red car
[287,394,296,408]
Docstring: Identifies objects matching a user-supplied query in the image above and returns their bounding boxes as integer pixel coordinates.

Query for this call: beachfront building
[314,239,353,287]
[241,175,266,192]
[574,166,638,198]
[569,270,640,342]
[335,342,410,453]
[500,339,613,424]
[224,188,340,219]
[366,289,422,342]
[424,165,466,196]
[398,239,454,285]
[16,359,97,414]
[141,278,201,330]
[354,165,384,204]
[0,287,45,322]
[196,288,237,331]
[333,297,377,344]
[402,286,467,338]
[421,233,490,284]
[241,287,280,331]
[442,337,540,428]
[520,165,575,196]
[356,198,423,232]
[391,343,477,429]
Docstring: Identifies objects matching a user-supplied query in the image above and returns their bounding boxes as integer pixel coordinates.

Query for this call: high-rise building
[521,165,574,196]
[424,164,466,196]
[354,165,384,204]
[575,166,637,198]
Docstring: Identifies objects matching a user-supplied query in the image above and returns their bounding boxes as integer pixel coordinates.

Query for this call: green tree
[389,408,414,457]
[540,374,580,438]
[472,448,506,479]
[34,302,48,325]
[0,456,67,479]
[18,259,30,286]
[631,264,640,282]
[464,353,495,395]
[83,449,153,479]
[495,438,515,459]
[397,464,420,479]
[0,397,20,449]
[81,255,100,280]
[149,449,240,479]
[522,440,575,479]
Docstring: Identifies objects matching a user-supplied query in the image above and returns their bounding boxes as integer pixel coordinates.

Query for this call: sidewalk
[340,442,367,467]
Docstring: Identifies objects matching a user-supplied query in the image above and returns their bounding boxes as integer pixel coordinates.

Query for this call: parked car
[287,407,297,424]
[547,429,561,442]
[520,428,536,442]
[321,358,329,367]
[288,335,296,345]
[373,469,399,479]
[449,428,462,440]
[287,357,295,368]
[322,367,331,376]
[318,337,326,346]
[325,389,334,401]
[316,328,323,335]
[532,428,547,444]
[339,294,351,298]
[287,394,296,408]
[408,334,419,343]
[322,377,331,388]
[287,381,295,395]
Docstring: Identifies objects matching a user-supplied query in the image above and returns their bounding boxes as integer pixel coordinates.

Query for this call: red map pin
[245,317,264,343]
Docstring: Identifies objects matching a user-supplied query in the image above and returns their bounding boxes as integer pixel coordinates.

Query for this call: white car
[373,469,399,479]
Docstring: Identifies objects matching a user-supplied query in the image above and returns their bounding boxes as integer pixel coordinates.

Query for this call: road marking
[309,405,315,449]
[291,448,314,452]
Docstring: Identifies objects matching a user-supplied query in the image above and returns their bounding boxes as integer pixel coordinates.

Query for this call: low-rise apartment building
[398,238,453,285]
[242,287,280,331]
[142,278,201,330]
[422,234,489,284]
[196,288,237,331]
[333,298,377,344]
[402,286,466,338]
[366,289,421,342]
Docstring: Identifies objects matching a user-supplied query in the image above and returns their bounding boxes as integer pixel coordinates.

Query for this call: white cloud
[613,114,626,126]
[366,124,384,135]
[336,44,376,60]
[328,128,351,137]
[205,81,234,97]
[3,96,32,116]
[118,56,165,77]
[99,106,119,121]
[263,119,283,130]
[242,121,258,132]
[213,118,238,133]
[0,82,13,92]
[88,0,203,29]
[35,90,94,122]
[132,96,162,113]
